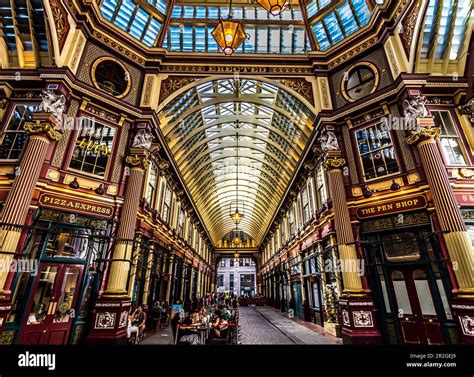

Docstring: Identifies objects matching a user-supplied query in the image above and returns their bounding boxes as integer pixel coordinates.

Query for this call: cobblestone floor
[141,305,342,345]
[239,306,341,345]
[239,306,295,344]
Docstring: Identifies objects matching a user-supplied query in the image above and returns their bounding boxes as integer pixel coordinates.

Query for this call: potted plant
[323,283,341,337]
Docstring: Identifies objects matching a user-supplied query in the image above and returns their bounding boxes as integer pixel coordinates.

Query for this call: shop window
[431,110,467,165]
[316,164,327,209]
[161,185,172,223]
[0,104,37,160]
[188,222,194,245]
[301,186,311,223]
[381,233,420,262]
[177,206,185,237]
[288,207,295,234]
[45,228,91,259]
[146,163,158,207]
[355,122,399,180]
[70,120,116,177]
[467,224,474,247]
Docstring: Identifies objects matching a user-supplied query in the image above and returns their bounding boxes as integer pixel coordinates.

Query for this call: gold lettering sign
[356,195,427,219]
[39,193,114,219]
[76,138,111,156]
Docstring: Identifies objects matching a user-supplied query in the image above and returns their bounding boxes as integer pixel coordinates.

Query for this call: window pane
[0,104,36,160]
[70,120,116,177]
[392,271,413,315]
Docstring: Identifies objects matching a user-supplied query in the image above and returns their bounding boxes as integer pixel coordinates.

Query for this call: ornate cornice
[23,121,63,141]
[125,155,150,169]
[406,126,441,145]
[323,157,346,171]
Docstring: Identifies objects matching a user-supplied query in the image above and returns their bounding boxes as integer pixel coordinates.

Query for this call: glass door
[387,267,444,344]
[19,263,83,345]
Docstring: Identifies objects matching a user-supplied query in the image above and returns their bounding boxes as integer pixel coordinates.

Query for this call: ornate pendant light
[233,232,241,246]
[211,0,247,55]
[254,0,290,16]
[230,122,244,224]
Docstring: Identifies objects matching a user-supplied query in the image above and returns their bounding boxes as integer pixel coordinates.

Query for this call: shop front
[358,195,457,345]
[7,193,113,345]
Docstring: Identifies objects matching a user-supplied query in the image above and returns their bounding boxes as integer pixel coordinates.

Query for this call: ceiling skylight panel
[312,22,331,50]
[129,8,149,40]
[148,0,167,14]
[143,18,161,46]
[324,13,345,44]
[352,0,371,26]
[337,2,358,36]
[115,0,135,31]
[450,1,470,59]
[100,0,117,20]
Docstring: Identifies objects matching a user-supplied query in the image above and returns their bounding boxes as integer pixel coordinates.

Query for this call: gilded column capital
[322,156,346,171]
[125,154,150,170]
[23,120,63,141]
[406,125,441,146]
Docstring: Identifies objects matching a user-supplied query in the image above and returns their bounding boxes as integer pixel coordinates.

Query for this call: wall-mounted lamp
[390,180,401,191]
[95,184,105,195]
[69,177,79,189]
[362,185,373,198]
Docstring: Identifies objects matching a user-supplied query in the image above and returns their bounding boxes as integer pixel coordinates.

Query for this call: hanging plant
[323,284,338,323]
[58,303,71,315]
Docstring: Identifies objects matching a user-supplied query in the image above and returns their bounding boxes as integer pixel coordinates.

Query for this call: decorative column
[141,240,155,305]
[165,254,174,302]
[406,115,474,344]
[321,129,382,344]
[88,129,152,343]
[0,93,66,330]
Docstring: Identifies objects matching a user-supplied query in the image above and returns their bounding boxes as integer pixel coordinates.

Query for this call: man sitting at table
[177,312,201,345]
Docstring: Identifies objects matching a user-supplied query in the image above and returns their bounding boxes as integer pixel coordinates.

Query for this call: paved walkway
[140,325,174,345]
[240,306,342,345]
[140,305,342,345]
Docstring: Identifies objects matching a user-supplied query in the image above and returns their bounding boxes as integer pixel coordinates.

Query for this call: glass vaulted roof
[97,0,374,53]
[158,79,315,245]
[420,0,472,60]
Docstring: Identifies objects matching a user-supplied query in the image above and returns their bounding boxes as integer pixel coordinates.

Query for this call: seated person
[177,314,200,345]
[127,312,139,342]
[131,305,147,338]
[210,309,228,339]
[221,305,232,322]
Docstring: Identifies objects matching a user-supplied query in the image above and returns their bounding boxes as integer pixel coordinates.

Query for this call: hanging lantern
[254,0,290,16]
[230,207,244,224]
[233,235,241,245]
[234,252,240,259]
[211,18,247,55]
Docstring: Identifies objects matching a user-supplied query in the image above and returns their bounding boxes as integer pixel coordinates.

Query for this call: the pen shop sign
[39,193,114,219]
[356,195,427,219]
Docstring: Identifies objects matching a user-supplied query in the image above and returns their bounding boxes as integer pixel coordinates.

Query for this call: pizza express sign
[39,193,114,219]
[356,195,427,219]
